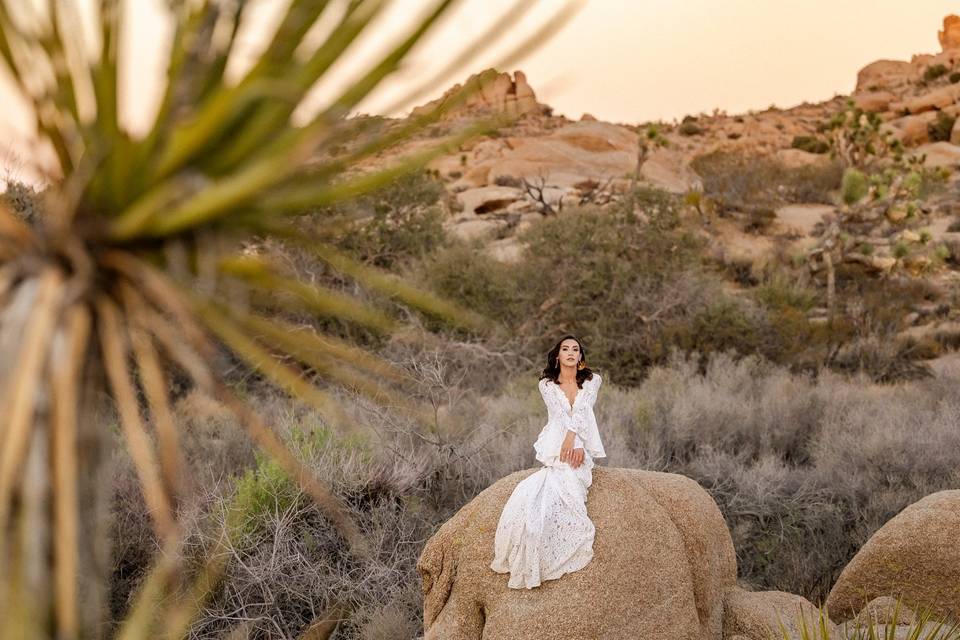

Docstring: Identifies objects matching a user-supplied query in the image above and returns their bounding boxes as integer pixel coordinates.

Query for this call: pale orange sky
[2,1,959,176]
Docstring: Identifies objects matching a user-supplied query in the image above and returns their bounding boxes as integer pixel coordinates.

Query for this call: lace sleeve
[569,374,602,437]
[538,378,577,433]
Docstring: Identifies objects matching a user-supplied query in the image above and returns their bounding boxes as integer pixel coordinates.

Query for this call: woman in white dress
[490,334,605,589]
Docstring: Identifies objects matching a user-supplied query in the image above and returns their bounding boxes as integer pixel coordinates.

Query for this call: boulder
[723,588,838,640]
[856,60,918,91]
[826,490,960,623]
[642,148,703,193]
[411,69,546,120]
[775,204,834,237]
[853,596,917,626]
[951,117,960,144]
[883,112,938,145]
[417,468,737,640]
[911,141,960,168]
[481,121,639,188]
[940,15,960,51]
[775,148,832,169]
[853,90,898,113]
[456,186,523,215]
[897,84,960,114]
[446,218,506,242]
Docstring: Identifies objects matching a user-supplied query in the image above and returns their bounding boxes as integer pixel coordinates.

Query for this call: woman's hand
[560,431,585,469]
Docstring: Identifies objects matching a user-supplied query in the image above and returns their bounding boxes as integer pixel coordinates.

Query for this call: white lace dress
[490,373,605,589]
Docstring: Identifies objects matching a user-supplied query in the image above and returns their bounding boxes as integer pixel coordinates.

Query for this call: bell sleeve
[569,374,601,442]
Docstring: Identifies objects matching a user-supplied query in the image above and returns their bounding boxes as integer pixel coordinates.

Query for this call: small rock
[887,205,909,223]
[447,219,505,241]
[904,254,933,273]
[873,256,898,272]
[723,588,839,640]
[911,141,960,168]
[854,596,917,626]
[900,229,921,243]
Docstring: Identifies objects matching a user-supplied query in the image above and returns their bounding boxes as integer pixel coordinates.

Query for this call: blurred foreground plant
[780,599,960,640]
[0,0,577,637]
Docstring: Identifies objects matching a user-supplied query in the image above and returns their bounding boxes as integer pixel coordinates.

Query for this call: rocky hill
[359,17,960,374]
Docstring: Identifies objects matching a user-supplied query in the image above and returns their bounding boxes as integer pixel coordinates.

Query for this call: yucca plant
[780,599,960,640]
[0,0,577,637]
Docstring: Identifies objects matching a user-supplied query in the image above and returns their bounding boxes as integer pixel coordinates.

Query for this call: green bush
[928,111,956,142]
[923,63,949,82]
[423,243,528,325]
[326,170,447,269]
[841,168,869,204]
[791,135,829,154]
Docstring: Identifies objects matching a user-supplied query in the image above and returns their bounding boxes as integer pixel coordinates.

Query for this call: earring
[577,361,586,370]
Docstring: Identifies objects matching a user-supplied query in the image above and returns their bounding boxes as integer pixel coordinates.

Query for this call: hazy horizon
[2,0,960,177]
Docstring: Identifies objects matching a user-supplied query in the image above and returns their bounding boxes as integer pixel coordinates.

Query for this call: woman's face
[558,338,581,368]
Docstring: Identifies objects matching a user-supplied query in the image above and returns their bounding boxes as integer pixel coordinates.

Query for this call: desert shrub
[1,178,41,222]
[627,353,960,599]
[928,111,957,142]
[422,195,744,384]
[841,168,868,204]
[422,242,529,326]
[791,135,830,154]
[106,351,960,635]
[923,63,949,82]
[691,150,841,209]
[951,71,960,83]
[325,170,447,268]
[679,120,704,136]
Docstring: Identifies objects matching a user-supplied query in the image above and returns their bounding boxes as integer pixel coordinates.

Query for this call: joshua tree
[0,0,576,637]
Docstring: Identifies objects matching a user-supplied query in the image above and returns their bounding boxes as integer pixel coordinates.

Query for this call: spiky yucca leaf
[0,0,579,637]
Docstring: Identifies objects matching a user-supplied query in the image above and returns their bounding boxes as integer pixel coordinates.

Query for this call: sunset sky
[2,1,960,175]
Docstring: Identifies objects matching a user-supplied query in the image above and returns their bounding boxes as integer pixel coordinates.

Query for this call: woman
[490,335,605,589]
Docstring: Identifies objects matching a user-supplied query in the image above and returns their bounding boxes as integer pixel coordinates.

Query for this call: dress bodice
[533,373,605,465]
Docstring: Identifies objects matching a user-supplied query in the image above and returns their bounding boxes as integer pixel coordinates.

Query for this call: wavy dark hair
[539,334,595,386]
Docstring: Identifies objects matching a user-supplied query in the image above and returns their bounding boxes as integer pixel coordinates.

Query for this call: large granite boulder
[417,468,737,640]
[826,490,960,623]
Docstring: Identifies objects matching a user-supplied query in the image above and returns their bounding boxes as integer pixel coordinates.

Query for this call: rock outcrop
[826,490,960,623]
[411,69,546,120]
[939,15,960,51]
[417,468,737,640]
[856,60,918,91]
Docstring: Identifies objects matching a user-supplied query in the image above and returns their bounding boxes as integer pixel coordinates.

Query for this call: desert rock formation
[411,69,546,120]
[826,490,960,623]
[417,468,736,640]
[939,15,960,51]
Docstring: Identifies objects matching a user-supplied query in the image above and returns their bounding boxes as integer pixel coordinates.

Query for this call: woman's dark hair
[540,334,594,386]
